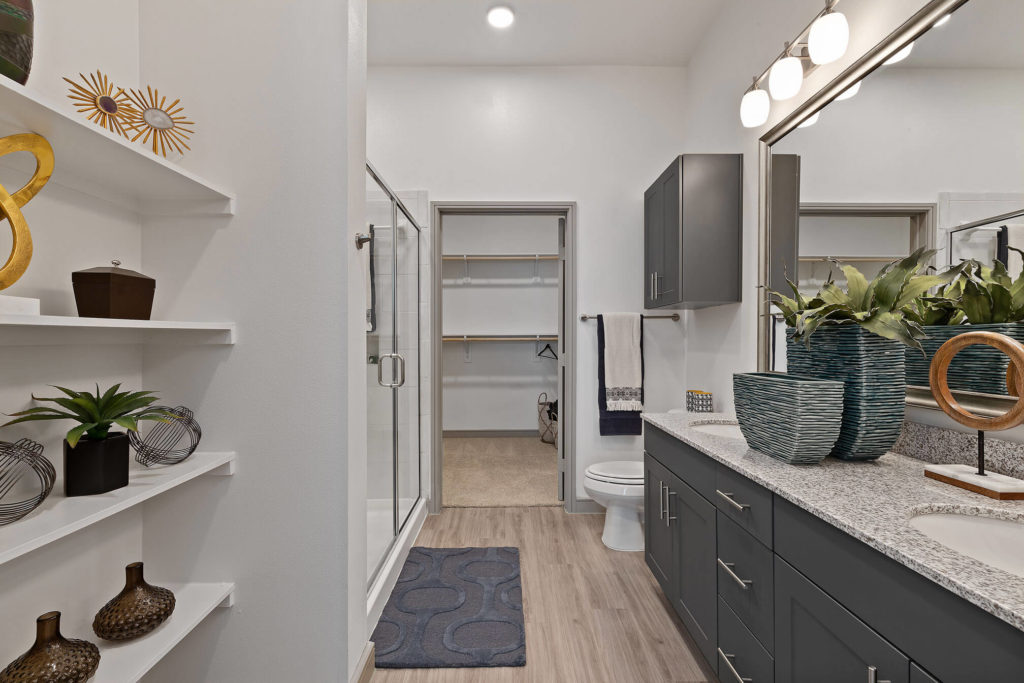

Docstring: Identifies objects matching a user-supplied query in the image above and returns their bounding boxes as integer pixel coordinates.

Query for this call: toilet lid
[586,460,643,485]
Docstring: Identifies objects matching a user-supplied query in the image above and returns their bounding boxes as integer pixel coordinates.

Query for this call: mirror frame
[756,0,980,408]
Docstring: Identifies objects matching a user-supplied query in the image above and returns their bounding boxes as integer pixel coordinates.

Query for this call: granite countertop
[642,411,1024,632]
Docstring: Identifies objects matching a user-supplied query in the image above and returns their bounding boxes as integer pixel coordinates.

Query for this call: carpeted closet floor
[442,436,560,507]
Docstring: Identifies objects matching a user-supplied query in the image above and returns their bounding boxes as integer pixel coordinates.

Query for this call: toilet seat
[585,460,643,486]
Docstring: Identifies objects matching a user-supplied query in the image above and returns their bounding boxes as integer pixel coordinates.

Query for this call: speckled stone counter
[642,411,1024,633]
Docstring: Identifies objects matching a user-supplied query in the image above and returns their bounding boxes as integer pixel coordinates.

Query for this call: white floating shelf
[65,581,235,683]
[0,452,236,567]
[0,315,237,346]
[0,79,234,216]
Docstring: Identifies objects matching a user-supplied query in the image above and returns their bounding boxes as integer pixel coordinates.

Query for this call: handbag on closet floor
[538,393,558,445]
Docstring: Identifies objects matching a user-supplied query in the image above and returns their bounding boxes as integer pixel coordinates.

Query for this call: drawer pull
[717,558,753,590]
[717,648,753,683]
[716,489,751,512]
[867,665,891,683]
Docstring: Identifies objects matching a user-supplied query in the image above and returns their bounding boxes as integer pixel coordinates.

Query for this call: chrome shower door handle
[394,353,406,387]
[377,353,401,388]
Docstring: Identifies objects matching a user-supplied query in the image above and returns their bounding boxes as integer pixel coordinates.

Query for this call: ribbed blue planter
[905,323,1024,395]
[733,372,845,465]
[786,325,905,461]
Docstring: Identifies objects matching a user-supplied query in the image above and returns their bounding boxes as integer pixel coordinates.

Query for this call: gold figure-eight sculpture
[0,133,53,290]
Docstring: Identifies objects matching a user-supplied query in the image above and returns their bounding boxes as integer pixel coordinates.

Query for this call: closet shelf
[442,254,559,261]
[0,452,236,568]
[80,581,235,683]
[443,334,558,342]
[0,315,236,346]
[0,79,234,216]
[799,256,902,263]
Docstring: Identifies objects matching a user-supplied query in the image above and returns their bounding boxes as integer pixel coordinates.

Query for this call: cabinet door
[643,180,664,309]
[656,160,682,306]
[776,557,909,683]
[671,476,718,669]
[644,454,675,598]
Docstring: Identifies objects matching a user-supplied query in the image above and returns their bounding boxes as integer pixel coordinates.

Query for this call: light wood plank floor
[372,507,713,683]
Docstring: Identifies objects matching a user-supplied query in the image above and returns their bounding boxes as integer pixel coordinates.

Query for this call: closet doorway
[431,203,577,513]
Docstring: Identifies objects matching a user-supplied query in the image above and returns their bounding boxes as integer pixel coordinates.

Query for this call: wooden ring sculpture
[0,133,54,290]
[929,331,1024,431]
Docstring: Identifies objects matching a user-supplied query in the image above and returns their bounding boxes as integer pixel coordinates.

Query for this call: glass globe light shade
[808,12,849,65]
[768,56,803,100]
[740,88,770,128]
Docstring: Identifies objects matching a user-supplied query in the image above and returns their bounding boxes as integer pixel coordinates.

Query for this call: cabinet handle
[654,271,660,299]
[867,666,891,683]
[665,488,677,527]
[658,479,664,520]
[717,649,753,683]
[718,558,753,590]
[716,489,751,512]
[650,272,656,300]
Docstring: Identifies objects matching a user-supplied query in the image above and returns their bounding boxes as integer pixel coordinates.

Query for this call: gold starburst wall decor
[63,71,136,137]
[122,86,194,158]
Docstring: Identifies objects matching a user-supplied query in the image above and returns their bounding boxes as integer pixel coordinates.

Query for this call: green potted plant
[2,384,169,496]
[904,258,1024,394]
[771,248,962,460]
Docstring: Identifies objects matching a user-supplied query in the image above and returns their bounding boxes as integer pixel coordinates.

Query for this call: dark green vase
[0,0,32,85]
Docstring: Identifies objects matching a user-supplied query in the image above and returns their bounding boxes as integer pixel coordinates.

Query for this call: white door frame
[429,201,579,513]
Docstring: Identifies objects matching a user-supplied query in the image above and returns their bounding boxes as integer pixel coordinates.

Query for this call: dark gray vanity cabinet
[775,557,909,683]
[643,154,742,309]
[643,455,676,596]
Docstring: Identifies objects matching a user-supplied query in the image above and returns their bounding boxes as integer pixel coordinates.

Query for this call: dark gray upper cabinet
[643,154,742,309]
[775,557,910,683]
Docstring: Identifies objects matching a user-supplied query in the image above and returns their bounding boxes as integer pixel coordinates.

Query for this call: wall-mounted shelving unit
[0,315,237,346]
[0,79,235,216]
[0,452,236,568]
[73,581,235,683]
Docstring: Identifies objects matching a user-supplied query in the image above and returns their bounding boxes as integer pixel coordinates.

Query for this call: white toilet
[584,460,645,551]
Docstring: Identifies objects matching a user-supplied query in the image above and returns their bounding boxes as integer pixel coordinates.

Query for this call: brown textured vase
[92,562,175,641]
[0,611,100,683]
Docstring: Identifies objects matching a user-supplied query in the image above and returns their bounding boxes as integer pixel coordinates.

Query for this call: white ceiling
[902,0,1024,69]
[368,0,725,67]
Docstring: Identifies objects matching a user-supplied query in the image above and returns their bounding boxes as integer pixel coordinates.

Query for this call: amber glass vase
[0,611,100,683]
[93,562,175,641]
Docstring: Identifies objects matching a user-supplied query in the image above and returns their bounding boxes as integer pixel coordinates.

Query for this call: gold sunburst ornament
[63,71,136,137]
[122,87,194,158]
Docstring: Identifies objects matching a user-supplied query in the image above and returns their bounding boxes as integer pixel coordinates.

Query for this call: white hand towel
[603,313,643,412]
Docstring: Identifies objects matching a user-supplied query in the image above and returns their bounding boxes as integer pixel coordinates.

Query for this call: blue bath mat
[371,546,526,669]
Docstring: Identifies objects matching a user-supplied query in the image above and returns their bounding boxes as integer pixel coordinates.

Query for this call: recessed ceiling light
[487,6,515,29]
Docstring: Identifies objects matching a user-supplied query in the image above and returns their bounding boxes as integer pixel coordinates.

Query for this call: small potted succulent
[2,385,169,496]
[771,248,963,460]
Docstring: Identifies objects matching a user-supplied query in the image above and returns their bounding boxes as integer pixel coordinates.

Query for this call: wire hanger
[537,342,558,360]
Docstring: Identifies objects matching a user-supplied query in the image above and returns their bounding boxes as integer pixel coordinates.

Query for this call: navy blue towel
[597,315,644,436]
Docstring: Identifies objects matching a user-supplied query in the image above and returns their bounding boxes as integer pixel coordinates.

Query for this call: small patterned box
[686,390,714,413]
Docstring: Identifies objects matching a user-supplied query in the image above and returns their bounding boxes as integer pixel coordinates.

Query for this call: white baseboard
[367,497,428,628]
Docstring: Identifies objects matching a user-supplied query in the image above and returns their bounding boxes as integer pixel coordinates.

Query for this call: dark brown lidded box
[72,260,155,320]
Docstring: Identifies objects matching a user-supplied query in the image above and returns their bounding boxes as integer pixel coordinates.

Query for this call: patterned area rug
[372,547,526,669]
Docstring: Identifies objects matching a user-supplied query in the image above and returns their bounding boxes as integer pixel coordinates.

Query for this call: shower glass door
[366,165,422,585]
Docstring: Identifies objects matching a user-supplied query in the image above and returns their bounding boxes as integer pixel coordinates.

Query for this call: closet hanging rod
[441,254,560,261]
[580,313,680,321]
[442,335,558,342]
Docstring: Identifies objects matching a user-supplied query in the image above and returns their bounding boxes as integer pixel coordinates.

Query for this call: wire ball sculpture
[128,405,202,467]
[0,439,56,526]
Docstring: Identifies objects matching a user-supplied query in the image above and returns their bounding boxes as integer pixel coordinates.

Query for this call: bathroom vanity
[643,413,1024,683]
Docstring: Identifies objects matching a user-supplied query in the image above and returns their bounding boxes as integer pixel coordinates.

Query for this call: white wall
[680,0,949,410]
[368,66,689,499]
[441,214,559,432]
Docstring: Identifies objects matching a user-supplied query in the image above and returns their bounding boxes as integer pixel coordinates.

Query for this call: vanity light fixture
[835,80,861,101]
[807,1,849,65]
[768,45,804,100]
[798,112,820,128]
[487,6,515,29]
[884,41,915,65]
[740,82,771,128]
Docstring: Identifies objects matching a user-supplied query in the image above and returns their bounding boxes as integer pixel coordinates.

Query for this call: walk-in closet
[438,211,566,509]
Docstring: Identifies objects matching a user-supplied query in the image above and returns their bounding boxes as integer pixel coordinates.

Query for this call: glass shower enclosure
[365,162,422,585]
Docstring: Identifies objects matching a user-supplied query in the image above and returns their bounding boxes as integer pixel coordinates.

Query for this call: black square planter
[63,433,129,497]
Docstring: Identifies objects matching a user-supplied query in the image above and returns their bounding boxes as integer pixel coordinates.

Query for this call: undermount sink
[691,422,745,440]
[909,511,1024,578]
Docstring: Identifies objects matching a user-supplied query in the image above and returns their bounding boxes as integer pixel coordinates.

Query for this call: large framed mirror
[758,0,1024,415]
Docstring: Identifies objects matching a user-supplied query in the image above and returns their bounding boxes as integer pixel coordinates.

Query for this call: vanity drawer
[717,512,774,651]
[714,464,773,547]
[718,597,774,683]
[645,425,715,500]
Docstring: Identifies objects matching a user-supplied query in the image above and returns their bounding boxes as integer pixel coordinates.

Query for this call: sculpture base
[0,294,40,315]
[925,463,1024,500]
